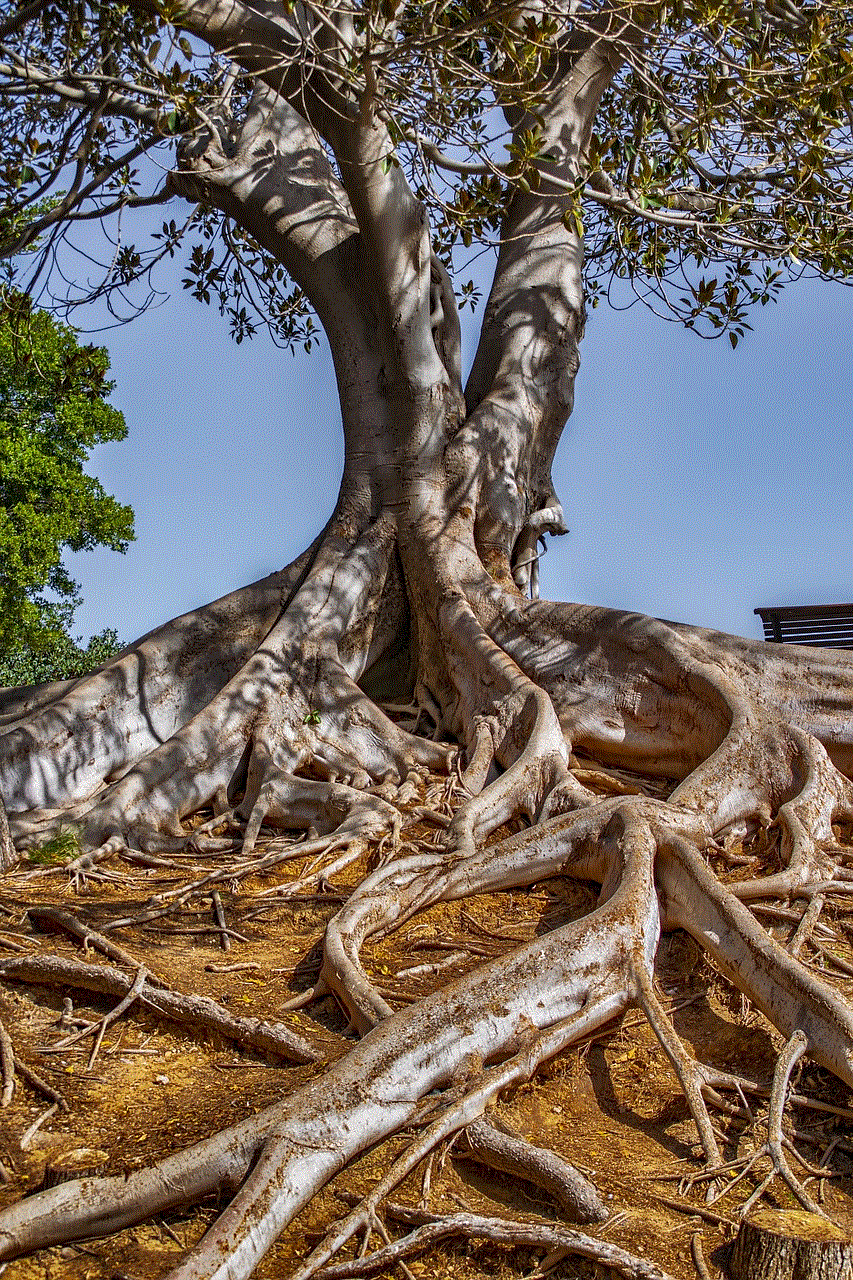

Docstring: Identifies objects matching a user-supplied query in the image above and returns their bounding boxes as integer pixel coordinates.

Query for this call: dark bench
[754,603,853,649]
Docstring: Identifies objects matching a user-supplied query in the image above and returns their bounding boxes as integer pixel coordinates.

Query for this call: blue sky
[67,266,852,648]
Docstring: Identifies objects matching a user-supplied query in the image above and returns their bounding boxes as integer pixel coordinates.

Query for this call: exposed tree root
[4,1,853,1269]
[710,1030,830,1220]
[314,1204,675,1280]
[0,954,321,1063]
[0,1015,14,1107]
[2,543,853,1279]
[26,903,168,981]
[456,1115,607,1223]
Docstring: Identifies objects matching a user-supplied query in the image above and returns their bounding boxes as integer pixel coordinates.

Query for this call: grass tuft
[26,826,81,865]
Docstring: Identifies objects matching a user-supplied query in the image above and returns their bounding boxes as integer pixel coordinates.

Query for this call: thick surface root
[1,549,853,1279]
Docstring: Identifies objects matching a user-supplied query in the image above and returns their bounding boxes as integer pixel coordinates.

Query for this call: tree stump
[40,1148,108,1190]
[729,1209,853,1280]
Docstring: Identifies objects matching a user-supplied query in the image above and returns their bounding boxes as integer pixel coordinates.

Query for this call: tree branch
[0,0,48,43]
[456,31,624,570]
[0,51,162,128]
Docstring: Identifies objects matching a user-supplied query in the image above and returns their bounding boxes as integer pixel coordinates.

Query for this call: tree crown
[0,0,851,344]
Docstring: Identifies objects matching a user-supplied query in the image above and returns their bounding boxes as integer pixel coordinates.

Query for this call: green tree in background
[0,294,132,684]
[0,626,121,688]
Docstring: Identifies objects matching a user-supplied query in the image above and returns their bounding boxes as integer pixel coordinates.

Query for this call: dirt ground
[0,761,852,1280]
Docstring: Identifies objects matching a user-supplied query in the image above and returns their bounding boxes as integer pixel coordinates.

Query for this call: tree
[0,624,121,686]
[0,4,852,1278]
[0,292,133,670]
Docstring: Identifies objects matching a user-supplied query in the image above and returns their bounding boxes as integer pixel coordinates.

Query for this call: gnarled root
[0,953,320,1063]
[4,517,450,865]
[2,542,853,1279]
[710,1030,831,1219]
[0,804,656,1273]
[315,1204,675,1280]
[0,553,314,810]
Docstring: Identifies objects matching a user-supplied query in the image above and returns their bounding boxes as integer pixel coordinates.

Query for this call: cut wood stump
[39,1147,108,1190]
[729,1208,852,1280]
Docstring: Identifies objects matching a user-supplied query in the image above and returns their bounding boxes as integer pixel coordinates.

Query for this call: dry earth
[0,756,852,1280]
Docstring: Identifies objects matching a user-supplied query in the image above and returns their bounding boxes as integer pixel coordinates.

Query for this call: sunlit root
[440,599,571,854]
[320,796,662,1035]
[633,961,722,1167]
[728,729,853,901]
[0,1099,274,1257]
[239,773,403,857]
[458,1115,607,1223]
[321,852,445,1031]
[0,805,655,1275]
[153,810,655,1280]
[315,1204,675,1280]
[289,1002,625,1280]
[2,520,431,860]
[0,557,313,815]
[3,545,853,1280]
[657,835,853,1088]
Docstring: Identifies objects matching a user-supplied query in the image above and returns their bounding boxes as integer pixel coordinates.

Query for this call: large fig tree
[0,3,852,1278]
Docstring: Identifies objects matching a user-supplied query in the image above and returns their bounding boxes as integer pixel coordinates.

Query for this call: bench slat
[755,605,853,649]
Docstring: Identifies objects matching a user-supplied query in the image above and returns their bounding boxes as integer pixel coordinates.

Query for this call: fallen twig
[20,1102,58,1151]
[651,1193,733,1228]
[690,1230,715,1280]
[13,1055,66,1108]
[211,890,231,952]
[88,965,148,1070]
[459,1115,607,1222]
[787,894,825,957]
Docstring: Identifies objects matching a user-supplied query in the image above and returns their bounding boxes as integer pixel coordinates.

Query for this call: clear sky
[67,263,853,648]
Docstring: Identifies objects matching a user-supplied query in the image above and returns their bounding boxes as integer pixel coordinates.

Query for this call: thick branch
[457,36,622,571]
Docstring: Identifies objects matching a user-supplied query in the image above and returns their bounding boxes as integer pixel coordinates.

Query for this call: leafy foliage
[0,292,133,660]
[0,626,122,688]
[0,2,850,336]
